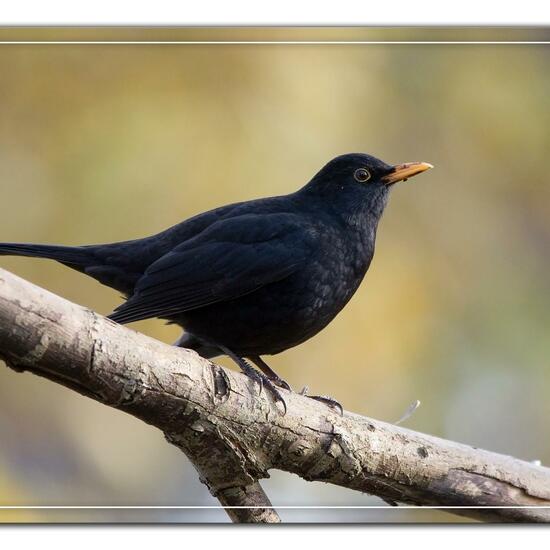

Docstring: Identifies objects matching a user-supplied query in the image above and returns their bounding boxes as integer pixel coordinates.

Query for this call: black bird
[0,153,432,413]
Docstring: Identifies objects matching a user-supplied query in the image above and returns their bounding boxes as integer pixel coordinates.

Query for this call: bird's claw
[242,366,287,415]
[259,374,287,416]
[242,366,264,395]
[305,393,344,416]
[248,356,291,391]
[245,365,338,416]
[226,354,287,415]
[272,377,291,391]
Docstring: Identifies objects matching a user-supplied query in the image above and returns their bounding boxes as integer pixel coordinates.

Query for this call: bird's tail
[0,242,94,267]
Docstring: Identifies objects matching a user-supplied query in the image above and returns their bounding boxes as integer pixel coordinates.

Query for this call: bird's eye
[354,168,371,183]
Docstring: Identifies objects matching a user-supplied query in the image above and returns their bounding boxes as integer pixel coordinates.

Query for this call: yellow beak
[381,162,433,185]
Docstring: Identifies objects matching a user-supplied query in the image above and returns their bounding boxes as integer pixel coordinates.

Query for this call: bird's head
[301,153,433,221]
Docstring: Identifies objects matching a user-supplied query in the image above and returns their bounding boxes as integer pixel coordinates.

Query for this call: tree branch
[0,267,549,523]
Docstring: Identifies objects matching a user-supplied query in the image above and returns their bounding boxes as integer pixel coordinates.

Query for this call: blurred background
[0,27,549,523]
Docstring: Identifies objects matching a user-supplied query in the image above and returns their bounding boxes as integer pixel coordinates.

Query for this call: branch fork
[1,268,549,523]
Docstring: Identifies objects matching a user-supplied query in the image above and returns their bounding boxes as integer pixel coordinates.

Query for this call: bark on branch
[0,267,549,523]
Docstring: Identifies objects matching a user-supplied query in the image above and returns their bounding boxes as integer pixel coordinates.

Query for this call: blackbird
[0,153,432,413]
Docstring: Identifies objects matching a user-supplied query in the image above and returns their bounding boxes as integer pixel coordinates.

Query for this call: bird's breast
[301,229,374,320]
[177,219,377,356]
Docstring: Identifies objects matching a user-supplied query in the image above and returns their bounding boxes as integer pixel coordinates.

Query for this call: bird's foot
[230,355,287,415]
[270,376,291,392]
[247,369,288,416]
[248,355,291,391]
[300,386,344,416]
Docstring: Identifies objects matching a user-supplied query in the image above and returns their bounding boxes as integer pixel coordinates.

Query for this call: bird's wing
[108,213,310,324]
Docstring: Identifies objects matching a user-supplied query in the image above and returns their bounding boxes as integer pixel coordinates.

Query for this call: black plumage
[0,153,432,413]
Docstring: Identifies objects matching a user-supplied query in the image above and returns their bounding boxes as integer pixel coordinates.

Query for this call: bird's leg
[249,357,342,415]
[173,333,187,347]
[248,355,292,391]
[299,386,344,416]
[219,346,287,415]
